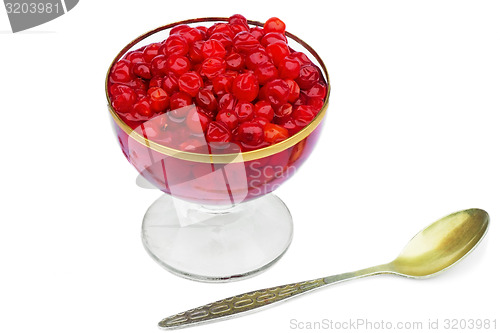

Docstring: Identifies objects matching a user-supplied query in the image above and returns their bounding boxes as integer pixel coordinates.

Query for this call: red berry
[234,102,255,122]
[195,88,217,113]
[161,73,179,94]
[249,27,265,41]
[275,103,293,118]
[111,86,137,113]
[264,123,289,144]
[178,71,203,97]
[151,55,169,76]
[212,74,234,96]
[218,93,237,110]
[170,24,191,36]
[209,32,233,49]
[208,23,235,39]
[127,51,145,64]
[186,107,210,133]
[238,121,264,145]
[296,64,320,90]
[260,32,287,47]
[285,79,300,102]
[266,41,290,66]
[169,91,193,118]
[245,50,270,70]
[148,87,170,112]
[288,52,312,66]
[229,14,249,27]
[188,40,205,63]
[308,97,325,111]
[277,116,299,135]
[253,116,270,128]
[254,100,274,121]
[133,97,153,117]
[232,72,259,102]
[206,121,232,143]
[216,109,239,130]
[164,35,189,56]
[233,31,261,54]
[148,75,163,88]
[226,52,244,71]
[255,62,279,84]
[304,82,327,99]
[264,17,286,34]
[278,56,301,79]
[201,57,226,79]
[143,43,161,62]
[293,105,317,126]
[110,59,134,84]
[166,55,191,76]
[262,79,290,109]
[179,27,204,44]
[201,39,226,59]
[133,62,152,80]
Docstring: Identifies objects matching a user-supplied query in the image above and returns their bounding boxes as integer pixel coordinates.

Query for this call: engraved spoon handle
[158,265,387,330]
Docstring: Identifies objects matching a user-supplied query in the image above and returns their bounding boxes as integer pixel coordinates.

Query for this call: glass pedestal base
[142,193,293,282]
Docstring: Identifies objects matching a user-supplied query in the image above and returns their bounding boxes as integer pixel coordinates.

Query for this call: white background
[1,1,499,332]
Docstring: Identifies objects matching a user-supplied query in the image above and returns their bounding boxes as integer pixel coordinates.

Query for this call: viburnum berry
[293,105,317,126]
[266,41,290,66]
[278,56,301,79]
[195,88,218,113]
[142,43,161,62]
[226,52,244,71]
[207,23,235,39]
[218,93,237,110]
[178,71,203,97]
[202,39,226,59]
[169,92,193,118]
[216,109,239,130]
[212,74,234,96]
[164,35,189,56]
[133,97,153,117]
[209,32,233,49]
[189,40,205,63]
[133,62,152,80]
[304,82,327,99]
[161,73,179,94]
[245,50,270,70]
[232,72,259,101]
[264,17,286,34]
[234,102,255,122]
[186,107,210,133]
[296,64,320,90]
[255,62,279,84]
[254,100,274,121]
[201,57,226,79]
[166,55,191,76]
[148,87,170,112]
[127,51,145,64]
[110,59,134,84]
[238,121,264,145]
[151,55,169,76]
[233,31,261,54]
[206,121,232,142]
[264,123,289,144]
[285,79,300,102]
[260,32,287,47]
[262,79,290,109]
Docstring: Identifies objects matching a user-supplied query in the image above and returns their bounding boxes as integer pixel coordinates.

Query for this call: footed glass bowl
[106,17,330,282]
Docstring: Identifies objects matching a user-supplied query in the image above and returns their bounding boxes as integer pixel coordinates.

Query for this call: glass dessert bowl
[106,16,330,282]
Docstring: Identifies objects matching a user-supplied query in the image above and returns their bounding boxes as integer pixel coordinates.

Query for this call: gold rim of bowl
[105,17,330,164]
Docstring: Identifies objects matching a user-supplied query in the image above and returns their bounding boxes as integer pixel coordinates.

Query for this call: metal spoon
[158,208,489,330]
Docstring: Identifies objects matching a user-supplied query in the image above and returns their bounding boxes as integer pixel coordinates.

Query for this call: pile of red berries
[108,15,327,152]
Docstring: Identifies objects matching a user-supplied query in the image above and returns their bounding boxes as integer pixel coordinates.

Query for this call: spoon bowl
[390,208,489,278]
[158,208,489,330]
